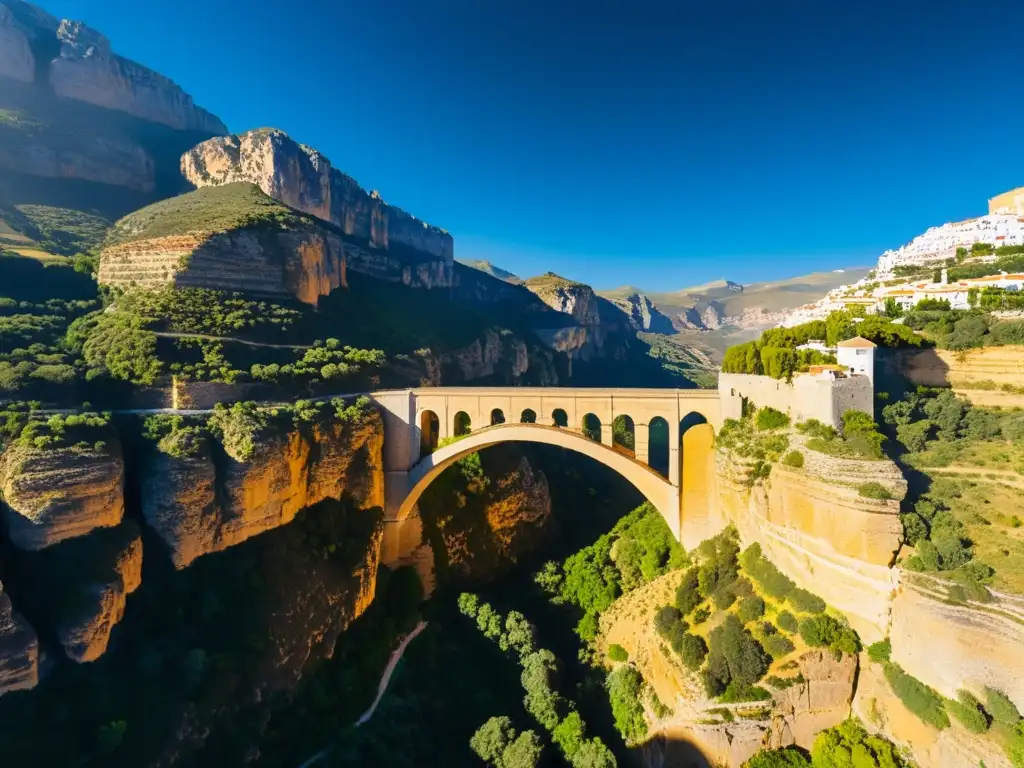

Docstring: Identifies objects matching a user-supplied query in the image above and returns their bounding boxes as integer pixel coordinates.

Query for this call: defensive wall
[719,372,873,428]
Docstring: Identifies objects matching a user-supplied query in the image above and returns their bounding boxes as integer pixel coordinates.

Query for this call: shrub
[675,567,703,614]
[781,450,804,468]
[984,687,1022,727]
[470,716,516,764]
[776,611,799,634]
[654,605,683,637]
[884,664,950,730]
[866,639,891,664]
[719,682,773,703]
[739,543,797,601]
[798,615,859,655]
[761,634,795,660]
[607,644,628,662]
[667,621,689,654]
[606,666,647,744]
[712,587,737,610]
[692,605,711,624]
[737,595,766,623]
[743,747,811,768]
[678,633,708,670]
[788,588,826,615]
[811,719,909,767]
[857,482,893,500]
[756,407,791,431]
[708,614,770,688]
[945,690,990,733]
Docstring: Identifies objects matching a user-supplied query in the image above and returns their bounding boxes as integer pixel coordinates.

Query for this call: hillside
[457,258,522,283]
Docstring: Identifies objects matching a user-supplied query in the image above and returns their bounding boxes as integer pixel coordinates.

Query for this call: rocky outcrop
[0,2,225,133]
[181,129,453,280]
[852,654,1011,768]
[0,581,37,695]
[609,293,675,334]
[99,225,347,306]
[0,4,33,82]
[524,273,601,326]
[716,454,901,642]
[0,440,125,551]
[54,521,143,663]
[141,413,384,569]
[772,650,858,746]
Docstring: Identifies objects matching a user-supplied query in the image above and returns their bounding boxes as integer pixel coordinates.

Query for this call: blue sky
[41,0,1024,290]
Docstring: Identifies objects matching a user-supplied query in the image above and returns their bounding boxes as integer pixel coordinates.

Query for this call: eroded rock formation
[609,292,675,333]
[0,581,37,695]
[141,414,383,569]
[0,439,125,551]
[181,129,453,280]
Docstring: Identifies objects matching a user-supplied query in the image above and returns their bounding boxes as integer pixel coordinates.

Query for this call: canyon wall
[715,451,902,643]
[888,346,1024,408]
[0,0,226,133]
[181,129,453,283]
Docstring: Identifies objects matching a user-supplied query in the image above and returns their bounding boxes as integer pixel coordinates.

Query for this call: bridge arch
[395,423,681,537]
[648,416,669,477]
[520,408,537,424]
[454,411,472,436]
[581,413,602,442]
[490,408,506,425]
[419,409,439,455]
[551,408,568,428]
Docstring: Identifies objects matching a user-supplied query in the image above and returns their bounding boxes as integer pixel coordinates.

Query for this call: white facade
[877,214,1024,278]
[837,345,875,382]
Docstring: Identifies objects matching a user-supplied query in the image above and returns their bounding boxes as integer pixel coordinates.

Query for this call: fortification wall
[719,372,872,427]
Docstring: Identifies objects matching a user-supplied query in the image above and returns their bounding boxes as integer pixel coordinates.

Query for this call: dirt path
[297,620,428,768]
[154,331,311,350]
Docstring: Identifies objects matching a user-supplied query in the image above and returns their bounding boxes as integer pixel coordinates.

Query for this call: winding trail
[153,331,312,350]
[297,620,428,768]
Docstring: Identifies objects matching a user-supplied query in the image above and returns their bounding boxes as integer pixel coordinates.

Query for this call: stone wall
[181,129,453,282]
[719,372,873,428]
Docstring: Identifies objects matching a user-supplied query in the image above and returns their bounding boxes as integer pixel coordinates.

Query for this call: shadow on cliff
[640,732,715,768]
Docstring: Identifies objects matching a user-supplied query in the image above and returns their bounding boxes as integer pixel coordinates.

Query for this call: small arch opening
[551,408,568,428]
[419,410,439,455]
[581,413,602,442]
[490,408,506,426]
[521,408,537,424]
[612,414,635,456]
[649,416,669,477]
[454,411,472,436]
[680,411,709,439]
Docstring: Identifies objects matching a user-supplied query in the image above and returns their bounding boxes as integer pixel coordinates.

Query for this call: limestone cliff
[141,411,383,569]
[0,438,125,551]
[608,293,675,334]
[181,128,453,281]
[888,346,1024,408]
[715,451,902,642]
[0,581,37,696]
[524,272,601,326]
[0,1,226,133]
[416,445,553,585]
[0,4,33,82]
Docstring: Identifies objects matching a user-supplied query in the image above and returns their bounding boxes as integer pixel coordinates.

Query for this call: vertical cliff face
[141,412,384,569]
[0,581,37,696]
[0,440,125,551]
[0,4,33,82]
[181,129,454,282]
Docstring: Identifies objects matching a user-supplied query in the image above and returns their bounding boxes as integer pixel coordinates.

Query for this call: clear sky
[39,0,1024,290]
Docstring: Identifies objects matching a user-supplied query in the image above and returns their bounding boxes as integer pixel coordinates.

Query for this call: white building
[796,335,876,382]
[877,214,1024,278]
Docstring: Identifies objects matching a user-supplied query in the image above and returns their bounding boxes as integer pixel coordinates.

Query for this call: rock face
[0,581,37,695]
[524,273,601,326]
[888,346,1024,409]
[716,453,902,642]
[53,521,143,663]
[0,440,125,551]
[99,226,348,307]
[141,413,384,569]
[773,650,858,746]
[0,4,33,82]
[609,293,675,333]
[0,1,225,133]
[181,129,453,280]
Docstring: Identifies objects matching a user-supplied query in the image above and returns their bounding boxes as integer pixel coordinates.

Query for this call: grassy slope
[105,183,305,245]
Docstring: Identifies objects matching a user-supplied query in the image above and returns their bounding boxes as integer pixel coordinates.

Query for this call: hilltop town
[784,186,1024,325]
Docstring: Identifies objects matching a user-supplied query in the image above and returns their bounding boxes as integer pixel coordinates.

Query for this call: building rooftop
[836,336,877,349]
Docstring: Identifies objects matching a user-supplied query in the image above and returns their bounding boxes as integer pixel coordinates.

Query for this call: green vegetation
[945,690,990,734]
[857,482,893,500]
[2,203,111,256]
[800,411,887,460]
[105,183,306,246]
[739,543,829,617]
[797,615,859,656]
[903,307,1024,350]
[716,412,791,485]
[781,450,804,468]
[722,310,921,380]
[882,662,950,730]
[605,666,647,745]
[607,644,628,662]
[536,503,688,641]
[810,718,910,767]
[756,406,791,430]
[776,610,799,634]
[470,717,544,768]
[866,639,891,664]
[743,747,811,768]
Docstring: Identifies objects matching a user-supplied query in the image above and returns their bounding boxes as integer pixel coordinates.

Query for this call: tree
[811,718,909,768]
[501,730,544,768]
[708,614,770,687]
[552,712,585,758]
[883,298,903,318]
[738,595,766,623]
[896,420,932,452]
[470,717,516,765]
[521,650,565,731]
[571,738,617,768]
[502,611,537,657]
[675,567,702,614]
[82,312,161,385]
[654,605,684,637]
[678,633,708,670]
[742,747,810,768]
[606,666,647,744]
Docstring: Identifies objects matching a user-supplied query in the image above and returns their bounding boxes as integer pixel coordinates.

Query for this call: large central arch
[395,422,683,538]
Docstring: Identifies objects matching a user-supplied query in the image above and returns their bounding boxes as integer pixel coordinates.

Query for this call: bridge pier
[634,422,650,464]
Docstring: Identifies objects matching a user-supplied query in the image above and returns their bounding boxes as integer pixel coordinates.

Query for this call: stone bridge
[372,387,721,571]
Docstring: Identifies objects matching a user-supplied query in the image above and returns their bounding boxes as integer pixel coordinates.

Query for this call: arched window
[581,413,602,442]
[551,408,568,428]
[612,415,635,454]
[490,408,506,426]
[454,411,472,436]
[648,416,669,477]
[521,408,537,424]
[419,410,439,455]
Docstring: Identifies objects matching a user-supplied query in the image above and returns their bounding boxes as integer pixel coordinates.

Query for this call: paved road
[297,620,429,768]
